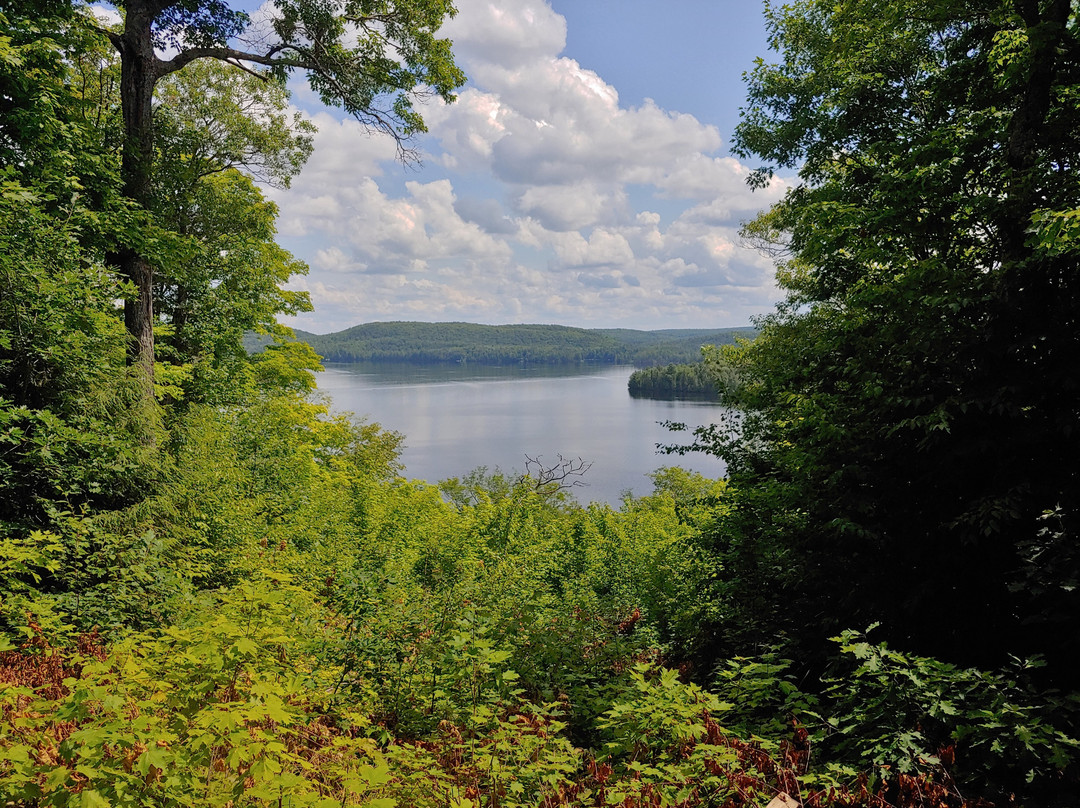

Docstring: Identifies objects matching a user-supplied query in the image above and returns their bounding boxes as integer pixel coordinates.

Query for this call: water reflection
[316,362,726,506]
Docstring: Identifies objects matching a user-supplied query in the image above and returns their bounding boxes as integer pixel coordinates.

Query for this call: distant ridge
[262,321,757,367]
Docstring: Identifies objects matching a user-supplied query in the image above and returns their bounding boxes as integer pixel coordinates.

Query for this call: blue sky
[256,1,790,332]
[553,1,771,141]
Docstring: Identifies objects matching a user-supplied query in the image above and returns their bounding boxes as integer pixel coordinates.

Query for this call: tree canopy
[690,0,1080,678]
[84,0,465,399]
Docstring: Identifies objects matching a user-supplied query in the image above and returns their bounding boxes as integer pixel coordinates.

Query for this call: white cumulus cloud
[271,0,789,332]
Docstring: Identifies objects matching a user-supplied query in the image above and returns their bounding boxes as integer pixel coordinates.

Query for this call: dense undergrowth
[2,376,1077,806]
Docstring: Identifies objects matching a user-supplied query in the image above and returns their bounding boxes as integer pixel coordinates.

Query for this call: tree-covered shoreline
[254,322,758,367]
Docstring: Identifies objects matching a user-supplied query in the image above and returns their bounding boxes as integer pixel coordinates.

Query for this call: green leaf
[79,790,112,808]
[44,766,71,791]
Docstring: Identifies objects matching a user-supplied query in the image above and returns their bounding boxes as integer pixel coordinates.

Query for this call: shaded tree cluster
[686,0,1080,683]
[628,362,720,400]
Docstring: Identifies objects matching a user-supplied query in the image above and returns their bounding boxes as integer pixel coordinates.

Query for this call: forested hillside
[2,2,1079,807]
[276,323,758,367]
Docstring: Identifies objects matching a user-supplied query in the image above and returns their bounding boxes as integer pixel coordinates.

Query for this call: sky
[225,1,792,333]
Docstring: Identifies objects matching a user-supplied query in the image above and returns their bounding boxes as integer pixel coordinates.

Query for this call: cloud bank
[270,0,788,332]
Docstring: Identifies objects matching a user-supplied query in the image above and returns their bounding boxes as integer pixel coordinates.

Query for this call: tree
[155,170,314,404]
[1,3,122,226]
[153,59,315,195]
[1,4,148,533]
[149,61,316,404]
[0,192,143,536]
[52,35,319,405]
[83,0,465,397]
[700,0,1080,677]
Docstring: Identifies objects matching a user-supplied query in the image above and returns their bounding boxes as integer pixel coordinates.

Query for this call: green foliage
[48,518,196,633]
[0,571,394,808]
[258,0,466,143]
[815,629,1079,800]
[683,0,1080,679]
[160,391,404,591]
[598,327,759,368]
[0,195,145,537]
[437,466,519,508]
[154,170,314,405]
[600,663,729,759]
[628,362,719,400]
[153,60,315,192]
[146,59,316,405]
[332,478,704,742]
[384,699,581,808]
[711,632,1080,803]
[0,5,118,209]
[592,662,866,808]
[712,651,819,741]
[5,3,1079,805]
[0,532,66,645]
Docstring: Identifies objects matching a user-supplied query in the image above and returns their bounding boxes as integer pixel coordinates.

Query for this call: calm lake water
[316,362,726,506]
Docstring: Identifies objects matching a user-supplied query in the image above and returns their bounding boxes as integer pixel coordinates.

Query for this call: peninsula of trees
[627,363,721,400]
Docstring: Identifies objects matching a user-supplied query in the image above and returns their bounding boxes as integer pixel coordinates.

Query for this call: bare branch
[519,454,593,497]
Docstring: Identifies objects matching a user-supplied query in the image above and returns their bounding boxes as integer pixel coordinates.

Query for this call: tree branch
[155,46,315,79]
[82,20,123,55]
[222,58,271,82]
[519,454,593,496]
[153,42,421,162]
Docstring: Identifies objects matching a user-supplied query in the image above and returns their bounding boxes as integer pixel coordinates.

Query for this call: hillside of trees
[270,323,758,367]
[3,2,1080,807]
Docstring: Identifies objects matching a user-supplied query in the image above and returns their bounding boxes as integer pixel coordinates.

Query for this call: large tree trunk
[116,5,160,405]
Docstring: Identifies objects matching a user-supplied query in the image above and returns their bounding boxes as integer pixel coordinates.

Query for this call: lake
[316,362,726,506]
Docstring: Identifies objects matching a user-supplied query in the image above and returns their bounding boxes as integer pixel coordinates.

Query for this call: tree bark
[115,4,161,403]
